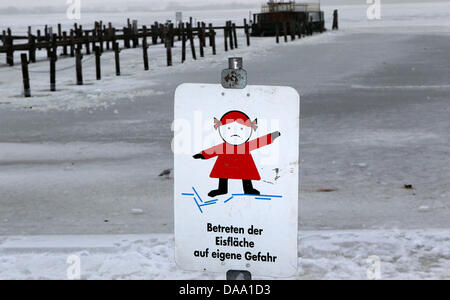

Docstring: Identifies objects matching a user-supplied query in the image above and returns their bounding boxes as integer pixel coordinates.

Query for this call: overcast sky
[0,0,441,9]
[0,0,250,9]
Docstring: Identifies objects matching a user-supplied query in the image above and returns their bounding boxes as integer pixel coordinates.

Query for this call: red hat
[214,111,258,131]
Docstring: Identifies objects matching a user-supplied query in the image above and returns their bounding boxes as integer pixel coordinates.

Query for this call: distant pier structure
[251,1,325,37]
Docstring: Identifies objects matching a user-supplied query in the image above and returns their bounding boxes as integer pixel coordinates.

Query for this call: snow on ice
[1,229,450,280]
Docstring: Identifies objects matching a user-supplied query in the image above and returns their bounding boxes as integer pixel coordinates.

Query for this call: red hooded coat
[201,133,273,180]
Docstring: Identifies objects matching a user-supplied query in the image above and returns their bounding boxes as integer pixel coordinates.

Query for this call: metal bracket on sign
[221,57,247,89]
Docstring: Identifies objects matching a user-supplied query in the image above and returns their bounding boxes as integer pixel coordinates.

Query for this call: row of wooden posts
[3,12,334,98]
[1,18,250,67]
[6,19,252,97]
[274,19,320,44]
[272,9,340,44]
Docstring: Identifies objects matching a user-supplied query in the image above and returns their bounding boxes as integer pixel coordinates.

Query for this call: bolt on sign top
[173,59,299,278]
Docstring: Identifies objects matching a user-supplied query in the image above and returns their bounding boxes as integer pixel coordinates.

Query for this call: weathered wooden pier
[0,12,334,97]
[0,19,250,67]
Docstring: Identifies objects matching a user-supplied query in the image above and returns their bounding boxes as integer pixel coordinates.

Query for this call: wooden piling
[83,31,90,54]
[290,21,295,41]
[21,54,31,97]
[114,42,120,76]
[46,33,52,59]
[70,30,75,57]
[50,50,56,91]
[143,26,149,70]
[319,12,324,33]
[283,22,288,42]
[199,24,204,58]
[152,23,158,45]
[75,48,83,85]
[94,46,101,80]
[181,23,186,63]
[111,27,117,47]
[201,22,206,47]
[37,30,42,50]
[132,25,138,48]
[28,34,36,63]
[62,31,68,55]
[333,10,339,30]
[207,23,213,47]
[51,34,58,61]
[232,23,238,48]
[166,38,172,67]
[92,23,98,51]
[99,25,104,53]
[188,24,196,60]
[276,23,280,43]
[5,29,13,66]
[308,17,313,35]
[209,24,216,55]
[228,22,234,50]
[223,24,228,52]
[57,23,62,40]
[170,24,175,47]
[159,24,164,44]
[123,27,130,48]
[244,18,250,46]
[77,26,83,50]
[106,23,112,50]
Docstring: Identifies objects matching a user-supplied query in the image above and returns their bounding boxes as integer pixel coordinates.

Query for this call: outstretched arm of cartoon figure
[248,131,281,151]
[193,143,224,160]
[271,131,281,140]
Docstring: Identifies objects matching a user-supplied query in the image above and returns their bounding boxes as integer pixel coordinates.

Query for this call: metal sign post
[174,58,299,279]
[223,58,249,280]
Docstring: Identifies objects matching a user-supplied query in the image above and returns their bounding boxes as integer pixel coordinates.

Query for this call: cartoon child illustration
[193,110,281,197]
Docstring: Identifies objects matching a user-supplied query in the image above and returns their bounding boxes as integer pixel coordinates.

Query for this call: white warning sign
[173,83,299,277]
